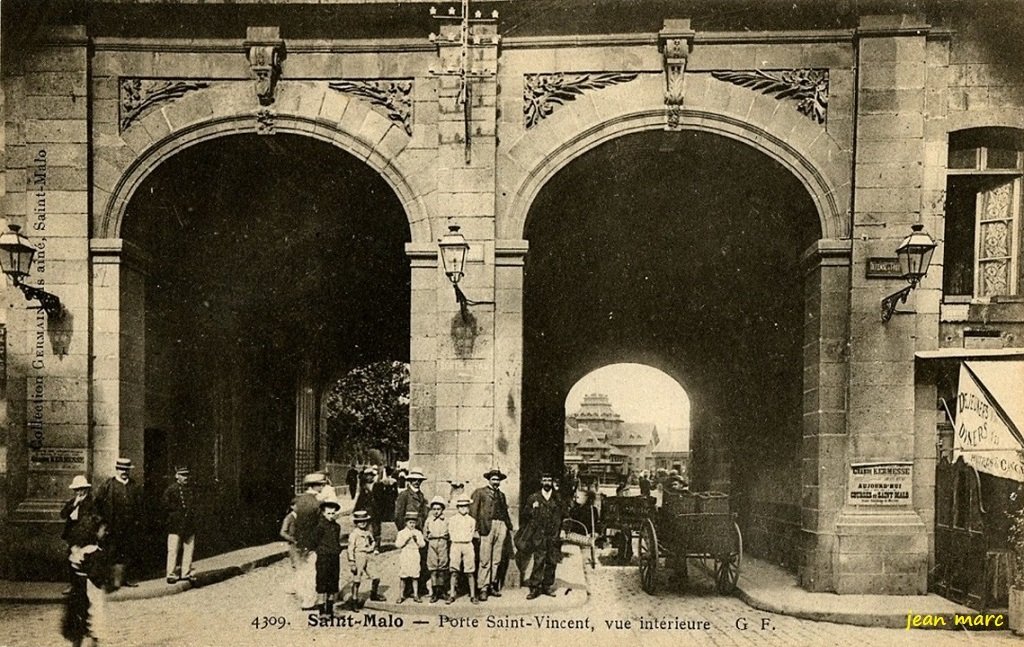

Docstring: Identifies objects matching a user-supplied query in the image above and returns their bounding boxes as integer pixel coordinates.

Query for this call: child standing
[279,498,299,593]
[63,516,113,647]
[395,511,426,603]
[346,510,386,610]
[447,497,479,604]
[424,496,450,603]
[312,496,342,617]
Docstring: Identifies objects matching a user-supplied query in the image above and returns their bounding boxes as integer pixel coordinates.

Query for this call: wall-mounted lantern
[437,224,493,323]
[0,224,63,318]
[880,223,937,323]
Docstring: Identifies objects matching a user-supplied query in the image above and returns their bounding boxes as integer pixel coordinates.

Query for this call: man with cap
[163,466,197,584]
[94,457,142,587]
[346,509,386,610]
[470,468,513,601]
[424,495,450,603]
[294,472,327,609]
[394,469,430,597]
[521,472,563,599]
[60,475,96,593]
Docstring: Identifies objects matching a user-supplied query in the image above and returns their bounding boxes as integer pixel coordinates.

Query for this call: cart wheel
[714,522,743,595]
[638,518,658,595]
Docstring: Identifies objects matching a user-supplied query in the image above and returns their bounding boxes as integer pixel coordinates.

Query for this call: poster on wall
[27,447,88,472]
[847,462,912,506]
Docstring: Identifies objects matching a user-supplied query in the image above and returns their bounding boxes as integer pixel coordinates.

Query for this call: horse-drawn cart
[601,495,655,563]
[637,491,742,595]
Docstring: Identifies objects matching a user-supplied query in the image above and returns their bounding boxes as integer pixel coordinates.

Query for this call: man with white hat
[95,457,142,587]
[60,475,96,593]
[293,472,327,609]
[163,466,197,584]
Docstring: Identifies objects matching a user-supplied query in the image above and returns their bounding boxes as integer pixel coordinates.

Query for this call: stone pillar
[799,239,851,592]
[834,14,931,595]
[4,26,92,578]
[494,240,527,514]
[412,14,501,502]
[89,239,147,486]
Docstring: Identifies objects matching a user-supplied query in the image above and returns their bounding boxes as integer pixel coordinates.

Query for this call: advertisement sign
[28,447,87,472]
[954,361,1024,482]
[848,462,912,506]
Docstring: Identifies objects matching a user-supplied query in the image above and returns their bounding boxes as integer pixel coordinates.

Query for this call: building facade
[1,1,1023,596]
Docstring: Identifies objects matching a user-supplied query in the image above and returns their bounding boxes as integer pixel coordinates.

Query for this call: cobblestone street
[1,558,1020,647]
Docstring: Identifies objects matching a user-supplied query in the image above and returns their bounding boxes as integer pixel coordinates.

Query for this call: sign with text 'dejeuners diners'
[847,462,913,506]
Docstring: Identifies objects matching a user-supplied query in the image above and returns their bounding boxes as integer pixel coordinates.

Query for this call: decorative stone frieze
[255,108,276,135]
[711,69,829,124]
[119,79,210,131]
[523,72,638,129]
[658,19,695,130]
[327,80,414,135]
[244,26,285,106]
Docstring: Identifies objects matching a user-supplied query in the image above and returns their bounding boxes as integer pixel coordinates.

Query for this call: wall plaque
[866,257,904,279]
[848,461,912,506]
[28,447,87,472]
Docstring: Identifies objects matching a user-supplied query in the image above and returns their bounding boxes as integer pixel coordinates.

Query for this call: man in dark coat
[394,469,430,595]
[294,472,327,609]
[354,467,389,544]
[94,457,142,587]
[639,471,652,497]
[61,475,97,547]
[470,468,513,601]
[521,473,563,599]
[163,466,197,583]
[345,463,359,500]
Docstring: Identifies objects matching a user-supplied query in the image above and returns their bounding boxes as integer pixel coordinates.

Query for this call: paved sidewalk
[735,556,981,629]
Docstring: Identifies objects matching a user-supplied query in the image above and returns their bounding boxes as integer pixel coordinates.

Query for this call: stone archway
[92,81,432,242]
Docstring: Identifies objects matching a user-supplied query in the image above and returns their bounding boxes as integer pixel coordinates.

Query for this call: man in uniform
[293,472,327,609]
[94,457,142,587]
[163,466,197,583]
[394,469,430,596]
[469,468,513,601]
[521,472,563,599]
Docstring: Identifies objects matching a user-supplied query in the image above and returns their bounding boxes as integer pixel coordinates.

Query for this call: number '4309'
[252,616,288,629]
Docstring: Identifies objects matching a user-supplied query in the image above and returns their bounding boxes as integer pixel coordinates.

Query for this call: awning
[917,348,1024,360]
[953,361,1024,482]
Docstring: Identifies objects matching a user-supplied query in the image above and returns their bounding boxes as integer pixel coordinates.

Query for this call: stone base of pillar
[798,529,836,592]
[834,509,928,594]
[3,513,64,580]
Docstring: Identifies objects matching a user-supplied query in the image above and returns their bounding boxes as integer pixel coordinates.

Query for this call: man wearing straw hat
[294,472,327,609]
[163,466,197,584]
[60,475,96,593]
[470,468,513,601]
[95,457,142,587]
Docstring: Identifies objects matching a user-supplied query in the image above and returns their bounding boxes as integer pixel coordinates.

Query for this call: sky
[564,363,690,451]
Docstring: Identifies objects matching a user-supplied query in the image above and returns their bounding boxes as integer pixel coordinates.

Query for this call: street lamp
[880,223,937,323]
[0,224,63,318]
[437,224,493,322]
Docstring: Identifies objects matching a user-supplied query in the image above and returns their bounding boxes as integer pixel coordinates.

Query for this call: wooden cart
[637,491,743,595]
[601,495,656,564]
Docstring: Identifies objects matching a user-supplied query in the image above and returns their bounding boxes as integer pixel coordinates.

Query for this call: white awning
[953,361,1024,482]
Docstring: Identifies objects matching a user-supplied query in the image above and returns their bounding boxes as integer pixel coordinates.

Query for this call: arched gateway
[8,6,993,602]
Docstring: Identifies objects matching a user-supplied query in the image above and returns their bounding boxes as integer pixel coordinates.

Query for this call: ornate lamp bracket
[245,26,286,106]
[659,18,695,131]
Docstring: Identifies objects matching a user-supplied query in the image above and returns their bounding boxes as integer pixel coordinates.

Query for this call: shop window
[944,129,1024,298]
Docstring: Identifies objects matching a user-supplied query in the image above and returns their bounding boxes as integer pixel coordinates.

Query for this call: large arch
[503,106,849,242]
[92,81,432,241]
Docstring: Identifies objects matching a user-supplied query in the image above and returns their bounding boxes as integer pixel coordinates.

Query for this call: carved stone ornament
[255,108,276,135]
[327,80,414,135]
[711,69,829,123]
[659,19,695,130]
[245,28,285,106]
[523,72,638,129]
[119,79,210,131]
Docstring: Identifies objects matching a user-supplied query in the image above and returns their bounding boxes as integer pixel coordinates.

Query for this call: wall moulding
[119,78,211,131]
[327,79,414,135]
[523,72,639,130]
[710,69,829,124]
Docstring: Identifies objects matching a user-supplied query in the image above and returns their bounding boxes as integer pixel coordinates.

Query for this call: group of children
[286,492,482,617]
